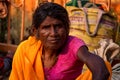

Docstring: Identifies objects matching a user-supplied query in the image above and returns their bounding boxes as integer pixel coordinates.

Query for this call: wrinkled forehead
[40,16,64,26]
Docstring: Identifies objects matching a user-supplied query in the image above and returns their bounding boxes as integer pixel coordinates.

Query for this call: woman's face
[38,16,68,50]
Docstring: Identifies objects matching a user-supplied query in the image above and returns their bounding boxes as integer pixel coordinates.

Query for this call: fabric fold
[9,36,44,80]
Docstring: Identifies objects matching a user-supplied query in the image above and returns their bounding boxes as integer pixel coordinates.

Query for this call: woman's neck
[42,47,58,58]
[41,47,59,68]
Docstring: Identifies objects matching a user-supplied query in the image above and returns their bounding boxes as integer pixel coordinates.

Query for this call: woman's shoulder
[17,36,41,51]
[19,36,39,46]
[68,36,86,45]
[65,36,86,53]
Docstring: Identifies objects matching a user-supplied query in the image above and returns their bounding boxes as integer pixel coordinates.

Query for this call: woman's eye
[42,25,50,29]
[54,24,63,28]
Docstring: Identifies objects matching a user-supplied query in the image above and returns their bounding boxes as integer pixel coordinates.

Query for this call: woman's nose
[50,26,57,36]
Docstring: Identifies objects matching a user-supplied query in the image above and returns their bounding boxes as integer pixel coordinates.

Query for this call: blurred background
[0,0,120,79]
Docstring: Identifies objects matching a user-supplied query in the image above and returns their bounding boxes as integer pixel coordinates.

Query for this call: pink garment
[44,36,86,80]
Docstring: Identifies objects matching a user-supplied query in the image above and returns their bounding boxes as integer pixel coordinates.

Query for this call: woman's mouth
[48,39,60,43]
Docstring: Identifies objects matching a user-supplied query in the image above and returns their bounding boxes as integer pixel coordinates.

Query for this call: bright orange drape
[9,36,44,80]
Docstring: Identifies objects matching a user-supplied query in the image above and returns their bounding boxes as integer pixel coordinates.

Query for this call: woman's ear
[30,26,40,39]
[33,27,37,35]
[30,26,37,36]
[36,29,40,39]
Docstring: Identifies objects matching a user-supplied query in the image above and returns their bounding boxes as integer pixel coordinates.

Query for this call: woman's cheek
[40,30,50,36]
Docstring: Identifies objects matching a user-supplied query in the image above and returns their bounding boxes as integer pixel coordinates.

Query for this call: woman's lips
[48,39,60,43]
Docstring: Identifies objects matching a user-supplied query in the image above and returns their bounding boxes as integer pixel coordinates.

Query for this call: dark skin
[77,46,109,80]
[35,16,109,80]
[38,16,67,68]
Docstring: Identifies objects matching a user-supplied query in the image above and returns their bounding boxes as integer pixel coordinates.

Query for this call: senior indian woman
[9,2,111,80]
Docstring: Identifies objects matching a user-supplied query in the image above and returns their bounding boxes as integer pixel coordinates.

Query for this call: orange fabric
[9,36,44,80]
[9,36,112,80]
[53,0,70,7]
[76,61,112,80]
